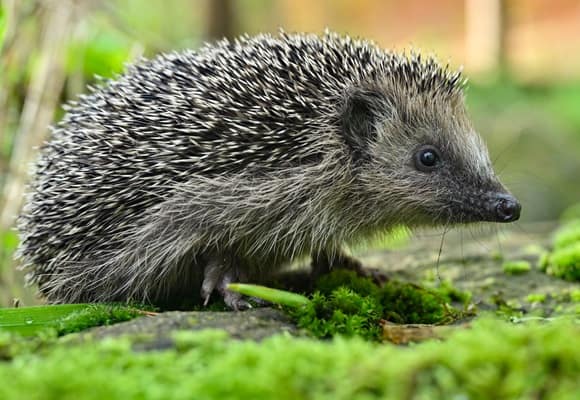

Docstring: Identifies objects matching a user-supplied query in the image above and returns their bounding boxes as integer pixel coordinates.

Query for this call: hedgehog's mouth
[444,191,521,224]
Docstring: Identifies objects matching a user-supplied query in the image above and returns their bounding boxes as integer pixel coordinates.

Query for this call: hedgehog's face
[341,86,521,227]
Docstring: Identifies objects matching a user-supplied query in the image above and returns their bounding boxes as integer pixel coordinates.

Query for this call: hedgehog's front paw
[356,266,390,286]
[311,251,364,277]
[200,259,252,311]
[311,250,389,286]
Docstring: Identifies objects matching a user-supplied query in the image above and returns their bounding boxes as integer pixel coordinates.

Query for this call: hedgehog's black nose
[493,193,521,222]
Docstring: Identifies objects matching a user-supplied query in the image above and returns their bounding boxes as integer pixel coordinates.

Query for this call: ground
[73,222,577,342]
[0,222,578,399]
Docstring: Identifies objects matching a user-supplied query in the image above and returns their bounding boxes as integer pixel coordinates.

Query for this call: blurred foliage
[66,31,132,79]
[468,79,580,140]
[467,80,580,222]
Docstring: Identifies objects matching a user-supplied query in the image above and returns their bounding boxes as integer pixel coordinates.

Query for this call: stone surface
[77,307,299,346]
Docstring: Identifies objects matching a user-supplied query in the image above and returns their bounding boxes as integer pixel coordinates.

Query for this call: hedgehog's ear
[341,87,387,159]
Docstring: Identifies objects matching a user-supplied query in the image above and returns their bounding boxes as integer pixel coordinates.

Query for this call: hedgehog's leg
[200,256,252,311]
[311,250,363,279]
[311,250,388,285]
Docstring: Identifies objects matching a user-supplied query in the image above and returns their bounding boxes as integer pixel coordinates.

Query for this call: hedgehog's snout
[489,193,521,222]
[440,188,522,224]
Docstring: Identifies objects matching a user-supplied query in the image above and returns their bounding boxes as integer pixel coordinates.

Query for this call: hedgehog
[17,31,521,310]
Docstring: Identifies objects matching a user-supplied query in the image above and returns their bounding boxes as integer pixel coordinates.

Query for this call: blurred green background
[1,0,579,306]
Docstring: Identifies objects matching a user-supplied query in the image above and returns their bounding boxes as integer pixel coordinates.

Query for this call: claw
[201,279,215,306]
[200,260,222,305]
[200,256,252,310]
[223,290,252,311]
[218,270,252,311]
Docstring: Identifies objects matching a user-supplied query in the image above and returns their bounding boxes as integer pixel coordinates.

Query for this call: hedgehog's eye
[414,145,441,172]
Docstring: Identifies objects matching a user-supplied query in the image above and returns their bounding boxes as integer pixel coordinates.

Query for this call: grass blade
[227,283,309,308]
[0,304,91,336]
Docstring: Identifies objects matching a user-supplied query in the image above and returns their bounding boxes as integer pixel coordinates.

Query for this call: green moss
[53,304,146,336]
[490,294,525,319]
[553,219,580,250]
[502,260,532,275]
[538,219,580,282]
[547,243,580,282]
[293,288,382,340]
[291,271,466,340]
[315,269,379,298]
[379,281,453,324]
[433,280,472,306]
[525,293,547,304]
[538,251,551,271]
[0,319,578,399]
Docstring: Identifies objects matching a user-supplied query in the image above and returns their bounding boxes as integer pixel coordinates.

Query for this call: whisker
[435,223,449,283]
